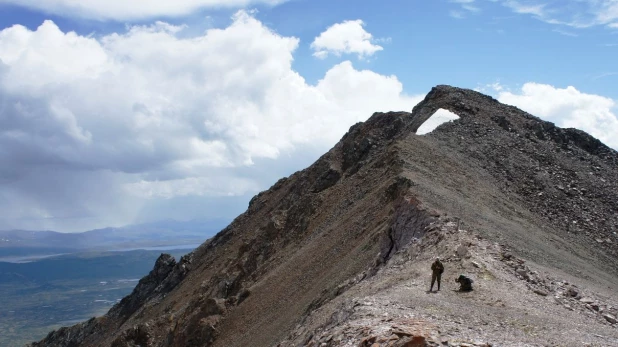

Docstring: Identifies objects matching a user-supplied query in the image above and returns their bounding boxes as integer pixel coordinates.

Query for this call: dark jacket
[431,260,444,274]
[456,275,473,291]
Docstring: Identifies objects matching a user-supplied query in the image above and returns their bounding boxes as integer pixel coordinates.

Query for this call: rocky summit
[31,85,618,347]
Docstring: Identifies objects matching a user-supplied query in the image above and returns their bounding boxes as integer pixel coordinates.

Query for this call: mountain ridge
[30,85,618,346]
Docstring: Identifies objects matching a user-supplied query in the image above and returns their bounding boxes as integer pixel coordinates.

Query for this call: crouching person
[455,274,473,292]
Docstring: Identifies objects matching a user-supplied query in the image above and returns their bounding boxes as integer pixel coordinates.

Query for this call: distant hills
[0,219,229,257]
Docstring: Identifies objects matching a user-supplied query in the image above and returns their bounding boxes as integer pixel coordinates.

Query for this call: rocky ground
[284,220,618,346]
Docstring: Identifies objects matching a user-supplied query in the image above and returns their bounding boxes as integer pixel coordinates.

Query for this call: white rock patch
[416,108,460,135]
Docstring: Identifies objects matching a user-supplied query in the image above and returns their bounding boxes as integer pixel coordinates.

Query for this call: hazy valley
[0,219,227,346]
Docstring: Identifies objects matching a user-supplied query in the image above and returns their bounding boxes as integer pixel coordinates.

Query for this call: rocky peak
[335,84,616,171]
[412,85,617,163]
[408,85,498,131]
[414,87,618,264]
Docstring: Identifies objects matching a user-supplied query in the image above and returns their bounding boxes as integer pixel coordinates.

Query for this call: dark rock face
[312,166,342,193]
[109,253,189,320]
[379,178,435,264]
[30,317,100,347]
[110,323,152,347]
[341,111,408,175]
[30,85,618,347]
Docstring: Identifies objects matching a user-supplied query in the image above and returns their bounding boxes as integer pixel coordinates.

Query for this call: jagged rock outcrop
[109,253,189,320]
[31,85,618,347]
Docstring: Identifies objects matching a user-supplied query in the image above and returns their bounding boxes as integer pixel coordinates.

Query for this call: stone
[359,335,377,346]
[312,167,342,193]
[516,268,530,281]
[203,298,226,316]
[565,286,579,297]
[533,289,548,296]
[392,328,415,337]
[387,334,400,341]
[603,314,617,324]
[237,289,251,304]
[579,297,594,304]
[456,245,469,257]
[397,336,426,347]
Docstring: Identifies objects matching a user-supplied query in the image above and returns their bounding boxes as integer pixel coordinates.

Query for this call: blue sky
[2,1,617,96]
[0,0,616,232]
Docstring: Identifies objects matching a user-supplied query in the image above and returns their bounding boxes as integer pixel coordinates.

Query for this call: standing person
[430,257,444,292]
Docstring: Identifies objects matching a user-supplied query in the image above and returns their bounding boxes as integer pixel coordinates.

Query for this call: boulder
[395,335,426,347]
[456,245,469,257]
[203,298,226,316]
[565,286,579,298]
[579,297,594,304]
[603,314,617,324]
[533,289,549,296]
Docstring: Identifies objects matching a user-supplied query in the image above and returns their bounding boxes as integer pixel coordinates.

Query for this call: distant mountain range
[0,219,229,256]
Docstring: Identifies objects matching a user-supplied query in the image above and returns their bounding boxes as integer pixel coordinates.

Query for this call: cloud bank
[0,0,287,20]
[0,12,420,231]
[1,10,616,233]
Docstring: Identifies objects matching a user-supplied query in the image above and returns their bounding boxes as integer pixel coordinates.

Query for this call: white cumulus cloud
[497,83,618,149]
[0,0,287,21]
[311,20,383,60]
[0,11,420,231]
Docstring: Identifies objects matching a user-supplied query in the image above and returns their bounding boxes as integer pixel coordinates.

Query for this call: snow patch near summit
[416,108,460,135]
